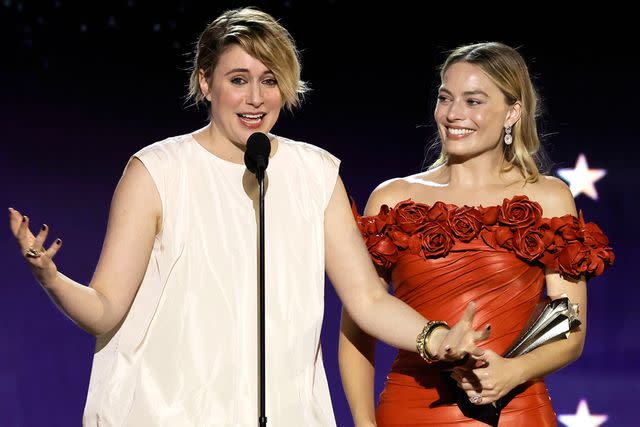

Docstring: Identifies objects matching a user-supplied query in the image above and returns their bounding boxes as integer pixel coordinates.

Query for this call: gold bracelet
[416,320,449,363]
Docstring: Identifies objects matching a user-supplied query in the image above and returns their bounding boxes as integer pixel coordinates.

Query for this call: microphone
[244,132,271,181]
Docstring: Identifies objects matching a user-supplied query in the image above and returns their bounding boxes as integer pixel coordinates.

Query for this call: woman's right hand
[9,207,63,287]
[430,301,491,362]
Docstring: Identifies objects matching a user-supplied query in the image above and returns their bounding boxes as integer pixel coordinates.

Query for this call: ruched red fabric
[353,196,614,426]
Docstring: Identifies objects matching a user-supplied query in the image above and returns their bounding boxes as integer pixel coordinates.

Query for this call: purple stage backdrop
[1,2,637,426]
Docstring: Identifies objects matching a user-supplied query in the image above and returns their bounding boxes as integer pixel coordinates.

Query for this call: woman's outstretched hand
[9,207,63,286]
[429,302,491,362]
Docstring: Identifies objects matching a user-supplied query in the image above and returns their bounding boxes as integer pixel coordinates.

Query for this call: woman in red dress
[340,42,614,426]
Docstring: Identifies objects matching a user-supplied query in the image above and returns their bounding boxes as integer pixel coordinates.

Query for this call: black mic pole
[258,169,266,427]
[244,132,271,427]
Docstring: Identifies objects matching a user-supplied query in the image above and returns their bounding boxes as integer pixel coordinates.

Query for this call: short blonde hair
[188,8,308,111]
[431,42,544,182]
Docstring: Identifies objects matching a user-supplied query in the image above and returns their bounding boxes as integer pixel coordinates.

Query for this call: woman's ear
[505,101,522,127]
[198,69,212,102]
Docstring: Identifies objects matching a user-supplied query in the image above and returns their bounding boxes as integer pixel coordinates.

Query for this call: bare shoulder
[120,157,157,199]
[364,168,447,216]
[113,157,162,231]
[124,156,151,178]
[528,175,577,217]
[363,177,412,216]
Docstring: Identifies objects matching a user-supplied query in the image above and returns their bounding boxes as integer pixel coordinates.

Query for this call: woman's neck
[193,123,246,164]
[443,148,513,188]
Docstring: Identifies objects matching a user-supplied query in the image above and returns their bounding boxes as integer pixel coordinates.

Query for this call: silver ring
[25,247,42,258]
[469,393,483,404]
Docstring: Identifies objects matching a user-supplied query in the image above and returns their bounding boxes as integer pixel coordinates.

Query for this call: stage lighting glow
[558,399,608,427]
[557,154,607,200]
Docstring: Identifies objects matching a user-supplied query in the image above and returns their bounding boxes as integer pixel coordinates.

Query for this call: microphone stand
[257,167,267,427]
[244,132,270,427]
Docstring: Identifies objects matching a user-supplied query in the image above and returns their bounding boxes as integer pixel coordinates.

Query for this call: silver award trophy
[453,296,581,426]
[502,296,581,358]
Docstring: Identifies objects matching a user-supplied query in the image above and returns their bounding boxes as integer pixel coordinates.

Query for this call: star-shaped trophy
[453,296,581,426]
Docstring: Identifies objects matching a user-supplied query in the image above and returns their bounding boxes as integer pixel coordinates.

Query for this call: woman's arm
[511,269,586,380]
[335,177,491,423]
[453,272,586,404]
[453,178,587,404]
[339,309,380,427]
[338,185,394,427]
[327,176,489,353]
[9,157,161,336]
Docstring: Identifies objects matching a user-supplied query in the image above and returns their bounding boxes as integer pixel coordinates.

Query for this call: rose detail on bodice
[352,195,614,280]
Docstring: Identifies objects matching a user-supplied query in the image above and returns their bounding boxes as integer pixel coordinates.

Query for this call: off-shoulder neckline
[389,195,537,210]
[377,195,578,221]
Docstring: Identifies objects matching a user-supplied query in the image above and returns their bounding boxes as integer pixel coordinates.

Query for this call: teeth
[239,114,264,119]
[448,128,474,135]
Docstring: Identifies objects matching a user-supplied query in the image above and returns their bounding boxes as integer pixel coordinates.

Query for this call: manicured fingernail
[8,207,13,213]
[486,324,491,330]
[41,224,47,231]
[445,345,451,352]
[22,216,27,223]
[55,238,62,244]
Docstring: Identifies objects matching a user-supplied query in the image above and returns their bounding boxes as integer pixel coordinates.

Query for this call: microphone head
[244,132,271,176]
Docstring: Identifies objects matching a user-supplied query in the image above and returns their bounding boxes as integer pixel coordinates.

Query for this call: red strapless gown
[353,196,614,427]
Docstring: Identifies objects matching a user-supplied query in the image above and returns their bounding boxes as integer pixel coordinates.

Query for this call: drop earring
[504,126,513,145]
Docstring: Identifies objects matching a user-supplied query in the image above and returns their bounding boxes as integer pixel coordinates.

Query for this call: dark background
[1,1,636,425]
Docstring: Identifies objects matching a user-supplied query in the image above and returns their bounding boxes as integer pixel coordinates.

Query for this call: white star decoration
[558,399,608,427]
[557,154,607,200]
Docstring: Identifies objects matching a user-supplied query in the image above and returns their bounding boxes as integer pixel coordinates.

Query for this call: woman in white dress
[9,8,489,426]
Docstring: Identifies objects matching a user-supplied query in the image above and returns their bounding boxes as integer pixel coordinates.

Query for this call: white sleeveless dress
[83,134,339,426]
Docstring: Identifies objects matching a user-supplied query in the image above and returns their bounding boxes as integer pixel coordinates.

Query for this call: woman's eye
[437,95,450,102]
[230,77,246,85]
[262,78,278,86]
[467,99,481,106]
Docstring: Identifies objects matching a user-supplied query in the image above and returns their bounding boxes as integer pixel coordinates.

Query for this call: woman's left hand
[450,349,524,405]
